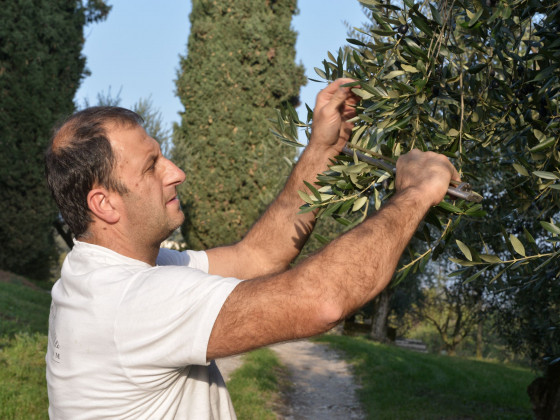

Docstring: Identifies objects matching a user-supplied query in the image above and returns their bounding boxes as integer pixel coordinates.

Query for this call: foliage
[0,0,110,280]
[173,0,306,249]
[227,348,288,419]
[83,85,123,107]
[492,264,560,371]
[317,334,535,419]
[273,0,559,373]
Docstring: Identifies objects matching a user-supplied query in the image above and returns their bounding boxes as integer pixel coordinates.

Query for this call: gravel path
[217,339,365,419]
[271,339,365,420]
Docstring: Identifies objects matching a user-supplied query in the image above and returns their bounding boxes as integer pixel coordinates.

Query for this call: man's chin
[174,213,185,230]
[164,215,185,239]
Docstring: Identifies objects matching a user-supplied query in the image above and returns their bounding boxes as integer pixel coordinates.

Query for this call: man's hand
[396,149,461,207]
[309,78,360,154]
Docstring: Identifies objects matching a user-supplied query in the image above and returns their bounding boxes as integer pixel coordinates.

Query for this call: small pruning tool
[341,146,483,203]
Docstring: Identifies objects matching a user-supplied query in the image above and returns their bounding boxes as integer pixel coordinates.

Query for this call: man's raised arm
[206,78,360,279]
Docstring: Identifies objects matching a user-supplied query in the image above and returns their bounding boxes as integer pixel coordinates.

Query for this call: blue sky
[76,0,367,131]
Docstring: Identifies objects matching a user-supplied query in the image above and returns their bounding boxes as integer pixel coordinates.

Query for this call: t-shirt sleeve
[156,248,209,272]
[114,265,240,379]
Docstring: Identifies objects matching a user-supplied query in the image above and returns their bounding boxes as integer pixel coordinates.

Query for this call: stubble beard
[159,210,185,243]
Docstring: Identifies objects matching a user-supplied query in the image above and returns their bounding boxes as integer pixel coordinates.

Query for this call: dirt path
[217,339,365,419]
[270,339,365,420]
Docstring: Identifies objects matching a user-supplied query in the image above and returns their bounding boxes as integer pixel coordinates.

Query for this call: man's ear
[87,188,120,224]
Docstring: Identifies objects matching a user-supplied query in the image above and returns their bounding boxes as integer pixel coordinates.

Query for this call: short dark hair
[45,106,143,238]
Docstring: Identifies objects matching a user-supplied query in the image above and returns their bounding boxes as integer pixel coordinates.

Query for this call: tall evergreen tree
[174,0,306,250]
[0,0,110,280]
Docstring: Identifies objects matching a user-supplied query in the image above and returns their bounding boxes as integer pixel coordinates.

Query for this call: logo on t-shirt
[49,302,61,363]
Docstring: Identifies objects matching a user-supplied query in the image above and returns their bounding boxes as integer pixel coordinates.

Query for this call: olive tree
[273,0,559,416]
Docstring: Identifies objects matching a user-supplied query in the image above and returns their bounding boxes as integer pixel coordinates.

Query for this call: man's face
[108,123,186,245]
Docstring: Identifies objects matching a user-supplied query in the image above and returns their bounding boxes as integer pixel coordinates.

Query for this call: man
[45,78,459,419]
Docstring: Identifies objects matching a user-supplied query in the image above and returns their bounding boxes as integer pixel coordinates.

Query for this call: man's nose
[165,158,186,185]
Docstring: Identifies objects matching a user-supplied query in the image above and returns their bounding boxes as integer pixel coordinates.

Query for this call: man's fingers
[323,88,360,121]
[319,78,357,94]
[315,78,358,108]
[309,78,360,150]
[434,152,461,183]
[396,150,462,205]
[451,167,461,183]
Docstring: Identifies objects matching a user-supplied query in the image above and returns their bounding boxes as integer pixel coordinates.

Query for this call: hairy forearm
[247,145,338,255]
[208,144,339,278]
[295,187,431,315]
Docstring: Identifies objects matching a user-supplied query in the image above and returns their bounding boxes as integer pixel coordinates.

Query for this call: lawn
[317,334,536,420]
[227,348,288,419]
[0,272,51,420]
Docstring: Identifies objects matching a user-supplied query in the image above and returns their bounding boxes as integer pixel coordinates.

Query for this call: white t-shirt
[46,241,241,419]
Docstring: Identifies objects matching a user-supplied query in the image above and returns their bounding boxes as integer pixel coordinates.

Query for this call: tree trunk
[444,340,457,356]
[476,321,483,359]
[528,363,560,420]
[370,288,393,342]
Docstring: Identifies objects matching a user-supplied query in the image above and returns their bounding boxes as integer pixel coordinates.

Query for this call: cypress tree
[0,0,110,279]
[174,0,306,249]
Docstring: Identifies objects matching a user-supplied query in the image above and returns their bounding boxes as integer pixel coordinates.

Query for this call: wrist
[392,186,434,215]
[302,141,341,163]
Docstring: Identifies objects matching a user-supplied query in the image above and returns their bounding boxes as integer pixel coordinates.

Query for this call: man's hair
[45,106,144,238]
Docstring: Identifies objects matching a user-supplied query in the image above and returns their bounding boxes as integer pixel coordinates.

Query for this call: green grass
[0,272,51,420]
[227,348,288,419]
[0,333,49,420]
[316,334,536,420]
[0,276,51,337]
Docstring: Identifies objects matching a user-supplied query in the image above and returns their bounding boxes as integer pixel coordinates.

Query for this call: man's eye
[146,160,157,172]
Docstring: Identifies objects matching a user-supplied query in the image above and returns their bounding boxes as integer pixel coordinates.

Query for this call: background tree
[411,271,486,356]
[0,0,110,280]
[273,0,559,416]
[173,0,306,250]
